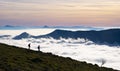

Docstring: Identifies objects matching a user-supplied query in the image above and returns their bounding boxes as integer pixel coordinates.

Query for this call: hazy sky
[0,0,120,27]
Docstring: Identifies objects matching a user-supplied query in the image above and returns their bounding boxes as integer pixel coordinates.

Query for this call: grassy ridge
[0,43,118,71]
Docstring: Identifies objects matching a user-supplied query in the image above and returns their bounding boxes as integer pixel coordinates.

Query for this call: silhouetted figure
[28,43,31,50]
[38,45,40,51]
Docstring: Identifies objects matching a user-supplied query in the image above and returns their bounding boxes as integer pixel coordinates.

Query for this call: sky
[0,0,120,27]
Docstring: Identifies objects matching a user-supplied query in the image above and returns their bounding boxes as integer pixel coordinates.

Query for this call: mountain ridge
[13,29,120,45]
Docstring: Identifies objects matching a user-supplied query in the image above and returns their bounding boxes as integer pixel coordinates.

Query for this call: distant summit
[4,25,15,27]
[0,25,27,30]
[13,32,32,40]
[3,25,21,28]
[43,25,49,28]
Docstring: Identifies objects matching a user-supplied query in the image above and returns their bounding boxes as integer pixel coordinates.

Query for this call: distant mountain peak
[13,32,32,40]
[43,25,49,28]
[4,25,15,27]
[21,32,29,35]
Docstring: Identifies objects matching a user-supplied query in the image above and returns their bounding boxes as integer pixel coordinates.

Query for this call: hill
[0,43,118,71]
[13,29,120,45]
[0,25,27,30]
[13,32,33,39]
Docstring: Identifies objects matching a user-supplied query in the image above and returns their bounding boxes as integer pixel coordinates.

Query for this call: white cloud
[0,29,120,70]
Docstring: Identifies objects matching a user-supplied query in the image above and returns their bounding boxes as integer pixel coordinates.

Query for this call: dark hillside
[0,43,118,71]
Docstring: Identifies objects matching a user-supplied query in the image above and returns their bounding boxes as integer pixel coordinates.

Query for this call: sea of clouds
[0,28,120,70]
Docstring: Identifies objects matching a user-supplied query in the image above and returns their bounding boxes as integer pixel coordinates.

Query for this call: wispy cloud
[0,0,120,26]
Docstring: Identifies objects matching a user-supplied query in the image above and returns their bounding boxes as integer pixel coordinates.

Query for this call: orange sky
[0,0,120,26]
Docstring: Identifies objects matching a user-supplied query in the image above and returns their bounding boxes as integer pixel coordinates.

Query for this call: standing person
[38,45,40,51]
[28,43,31,50]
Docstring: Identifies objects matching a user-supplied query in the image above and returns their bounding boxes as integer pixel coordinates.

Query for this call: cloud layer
[0,29,120,70]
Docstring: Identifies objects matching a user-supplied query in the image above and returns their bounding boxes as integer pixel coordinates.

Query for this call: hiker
[37,45,40,51]
[28,43,31,50]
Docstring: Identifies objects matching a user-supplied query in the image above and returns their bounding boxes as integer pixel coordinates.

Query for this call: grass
[0,43,118,71]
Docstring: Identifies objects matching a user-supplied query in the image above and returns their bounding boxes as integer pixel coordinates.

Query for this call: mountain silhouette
[13,29,120,45]
[13,32,32,39]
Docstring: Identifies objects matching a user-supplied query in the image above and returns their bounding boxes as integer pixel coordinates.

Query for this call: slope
[0,43,118,71]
